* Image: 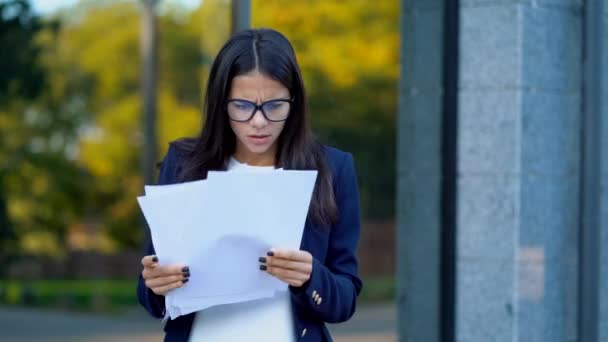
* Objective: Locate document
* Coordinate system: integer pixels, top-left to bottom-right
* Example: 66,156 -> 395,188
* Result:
137,170 -> 317,320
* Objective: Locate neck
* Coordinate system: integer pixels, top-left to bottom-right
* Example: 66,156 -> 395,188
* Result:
233,147 -> 276,166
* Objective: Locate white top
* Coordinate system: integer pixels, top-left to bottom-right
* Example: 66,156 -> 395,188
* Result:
226,156 -> 278,172
188,157 -> 294,342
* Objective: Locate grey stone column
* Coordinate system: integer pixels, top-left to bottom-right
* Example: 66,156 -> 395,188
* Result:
397,1 -> 444,341
599,2 -> 608,341
456,1 -> 582,341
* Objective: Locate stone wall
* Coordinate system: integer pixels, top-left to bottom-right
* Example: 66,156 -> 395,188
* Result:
456,2 -> 583,341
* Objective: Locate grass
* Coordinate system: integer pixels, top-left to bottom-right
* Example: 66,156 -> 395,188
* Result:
0,275 -> 395,313
359,276 -> 395,302
0,279 -> 138,313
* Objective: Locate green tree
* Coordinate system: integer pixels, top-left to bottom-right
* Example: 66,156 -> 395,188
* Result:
0,0 -> 45,102
0,0 -> 42,263
37,1 -> 202,250
0,0 -> 89,260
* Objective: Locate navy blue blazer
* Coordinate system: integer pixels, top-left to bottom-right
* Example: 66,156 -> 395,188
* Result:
137,142 -> 363,341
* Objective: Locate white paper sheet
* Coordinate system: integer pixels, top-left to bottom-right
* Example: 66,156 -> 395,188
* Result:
136,170 -> 317,319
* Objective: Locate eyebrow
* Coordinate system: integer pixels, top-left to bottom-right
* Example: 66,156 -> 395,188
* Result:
227,97 -> 291,102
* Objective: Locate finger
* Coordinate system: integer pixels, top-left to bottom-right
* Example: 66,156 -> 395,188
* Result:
266,266 -> 309,282
268,248 -> 312,263
146,274 -> 188,288
277,277 -> 307,287
143,264 -> 189,280
151,279 -> 188,296
265,258 -> 312,273
156,264 -> 189,277
142,267 -> 156,280
141,255 -> 159,267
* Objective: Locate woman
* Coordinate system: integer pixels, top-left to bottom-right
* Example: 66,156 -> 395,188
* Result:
137,28 -> 362,341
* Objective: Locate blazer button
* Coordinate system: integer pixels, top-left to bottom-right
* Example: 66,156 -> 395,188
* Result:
312,290 -> 317,299
301,328 -> 307,337
316,297 -> 322,305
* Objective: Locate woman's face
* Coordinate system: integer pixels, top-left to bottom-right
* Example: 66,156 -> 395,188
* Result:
227,71 -> 290,165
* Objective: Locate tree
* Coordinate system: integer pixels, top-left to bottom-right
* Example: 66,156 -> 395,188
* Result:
0,0 -> 45,103
0,0 -> 89,262
39,1 -> 202,249
0,0 -> 46,264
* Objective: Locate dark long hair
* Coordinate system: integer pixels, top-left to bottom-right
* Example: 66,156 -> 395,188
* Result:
174,28 -> 338,228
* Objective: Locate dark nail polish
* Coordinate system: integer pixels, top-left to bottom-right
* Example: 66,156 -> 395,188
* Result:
258,257 -> 266,263
183,272 -> 190,278
182,278 -> 189,284
259,265 -> 267,271
266,251 -> 274,257
152,256 -> 158,262
182,266 -> 189,273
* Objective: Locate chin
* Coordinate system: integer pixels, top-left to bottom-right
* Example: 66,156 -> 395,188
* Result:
246,144 -> 272,154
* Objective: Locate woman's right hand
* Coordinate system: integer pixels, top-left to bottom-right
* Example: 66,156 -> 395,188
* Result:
141,255 -> 190,296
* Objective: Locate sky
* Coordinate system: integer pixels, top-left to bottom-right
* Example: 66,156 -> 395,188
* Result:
31,0 -> 202,15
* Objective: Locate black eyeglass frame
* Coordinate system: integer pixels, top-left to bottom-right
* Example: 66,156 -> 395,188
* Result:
225,98 -> 293,122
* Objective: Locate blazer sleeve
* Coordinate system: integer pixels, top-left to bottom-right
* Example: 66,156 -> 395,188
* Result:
136,144 -> 179,319
289,152 -> 363,323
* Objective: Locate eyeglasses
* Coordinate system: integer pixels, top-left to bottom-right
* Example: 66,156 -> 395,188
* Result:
226,98 -> 292,122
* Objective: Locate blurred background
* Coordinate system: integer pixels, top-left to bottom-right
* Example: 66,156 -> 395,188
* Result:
0,0 -> 396,340
1,0 -> 607,342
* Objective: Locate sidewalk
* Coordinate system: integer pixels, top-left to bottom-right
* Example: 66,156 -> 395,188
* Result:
0,302 -> 395,341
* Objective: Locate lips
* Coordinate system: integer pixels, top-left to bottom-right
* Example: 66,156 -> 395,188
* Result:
247,134 -> 271,145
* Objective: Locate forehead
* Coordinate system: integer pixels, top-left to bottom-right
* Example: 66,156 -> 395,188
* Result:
228,71 -> 289,99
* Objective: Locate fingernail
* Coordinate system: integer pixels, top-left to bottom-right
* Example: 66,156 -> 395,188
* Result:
152,256 -> 158,262
266,251 -> 274,257
182,278 -> 189,284
259,265 -> 267,271
182,266 -> 190,273
258,257 -> 266,263
183,272 -> 190,278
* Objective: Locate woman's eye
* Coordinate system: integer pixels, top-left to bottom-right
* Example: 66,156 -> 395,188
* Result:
234,102 -> 251,110
265,102 -> 282,110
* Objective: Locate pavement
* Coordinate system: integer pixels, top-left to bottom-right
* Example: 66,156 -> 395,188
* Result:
0,302 -> 395,342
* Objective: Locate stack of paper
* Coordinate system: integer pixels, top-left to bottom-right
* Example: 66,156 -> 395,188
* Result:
137,169 -> 317,320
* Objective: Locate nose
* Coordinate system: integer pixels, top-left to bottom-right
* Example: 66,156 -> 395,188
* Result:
250,108 -> 268,128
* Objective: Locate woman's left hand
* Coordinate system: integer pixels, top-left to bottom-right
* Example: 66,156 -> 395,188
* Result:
260,248 -> 313,287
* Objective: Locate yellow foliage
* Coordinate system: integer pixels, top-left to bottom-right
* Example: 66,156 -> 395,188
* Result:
7,197 -> 31,223
252,0 -> 399,88
189,0 -> 231,58
63,2 -> 141,101
158,89 -> 201,151
78,95 -> 141,180
21,231 -> 63,256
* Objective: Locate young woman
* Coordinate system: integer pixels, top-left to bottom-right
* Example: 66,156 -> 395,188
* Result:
137,28 -> 362,341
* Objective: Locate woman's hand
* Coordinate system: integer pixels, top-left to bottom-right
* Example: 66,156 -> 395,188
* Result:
141,255 -> 190,296
259,248 -> 313,287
